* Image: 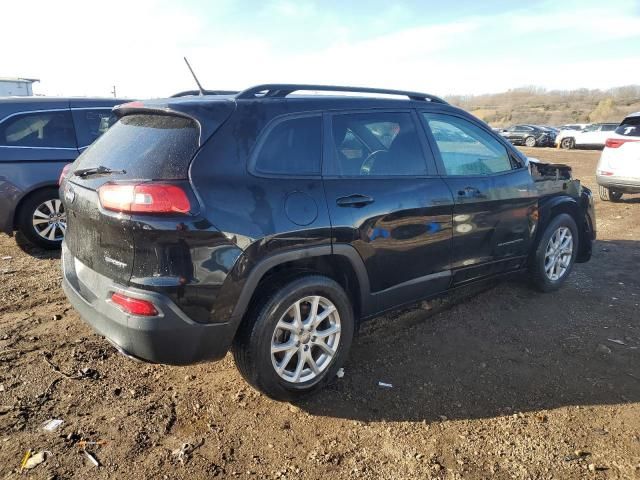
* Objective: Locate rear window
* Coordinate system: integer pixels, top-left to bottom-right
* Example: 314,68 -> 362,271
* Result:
74,114 -> 199,179
615,117 -> 640,137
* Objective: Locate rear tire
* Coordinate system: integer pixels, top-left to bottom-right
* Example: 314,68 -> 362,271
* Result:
529,213 -> 578,292
560,137 -> 574,149
232,275 -> 354,401
599,186 -> 623,202
524,136 -> 537,147
15,188 -> 66,250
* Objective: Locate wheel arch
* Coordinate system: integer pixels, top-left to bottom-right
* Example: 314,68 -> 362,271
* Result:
229,245 -> 370,336
535,196 -> 590,262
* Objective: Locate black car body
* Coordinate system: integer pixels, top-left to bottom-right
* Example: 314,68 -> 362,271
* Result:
501,124 -> 556,147
0,97 -> 126,248
60,85 -> 595,399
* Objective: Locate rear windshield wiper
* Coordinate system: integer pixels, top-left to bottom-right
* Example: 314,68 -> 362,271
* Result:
73,165 -> 126,178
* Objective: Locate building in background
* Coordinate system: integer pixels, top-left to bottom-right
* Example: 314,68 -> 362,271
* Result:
0,77 -> 39,96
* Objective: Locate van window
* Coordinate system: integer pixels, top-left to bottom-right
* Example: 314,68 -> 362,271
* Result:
0,110 -> 76,148
254,116 -> 321,175
73,109 -> 116,147
329,112 -> 427,176
424,113 -> 513,176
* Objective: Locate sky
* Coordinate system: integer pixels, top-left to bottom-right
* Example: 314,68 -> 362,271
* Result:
2,0 -> 640,99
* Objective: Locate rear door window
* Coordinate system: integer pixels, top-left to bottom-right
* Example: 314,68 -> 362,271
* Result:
253,115 -> 321,175
74,114 -> 199,179
328,112 -> 427,176
0,110 -> 76,148
72,109 -> 117,148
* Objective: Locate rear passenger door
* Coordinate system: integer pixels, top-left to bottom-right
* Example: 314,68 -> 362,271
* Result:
323,110 -> 454,314
421,112 -> 537,284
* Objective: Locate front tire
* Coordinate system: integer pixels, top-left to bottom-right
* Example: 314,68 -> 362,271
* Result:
524,136 -> 537,147
232,275 -> 355,400
15,188 -> 66,250
529,213 -> 578,292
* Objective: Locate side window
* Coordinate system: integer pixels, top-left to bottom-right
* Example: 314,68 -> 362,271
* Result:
254,116 -> 321,175
423,113 -> 514,176
601,124 -> 616,132
0,110 -> 75,148
329,112 -> 427,176
73,109 -> 116,147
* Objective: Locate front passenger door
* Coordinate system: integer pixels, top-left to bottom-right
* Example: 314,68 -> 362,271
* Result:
421,112 -> 537,284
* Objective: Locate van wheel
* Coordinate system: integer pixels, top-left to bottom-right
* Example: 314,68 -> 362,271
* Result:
524,136 -> 537,147
529,213 -> 578,292
16,188 -> 66,250
232,275 -> 354,400
560,137 -> 574,149
599,186 -> 623,202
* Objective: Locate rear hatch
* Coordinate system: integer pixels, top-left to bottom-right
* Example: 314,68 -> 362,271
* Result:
604,116 -> 640,177
63,99 -> 235,284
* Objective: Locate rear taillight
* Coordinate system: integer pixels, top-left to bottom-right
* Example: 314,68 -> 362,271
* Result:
605,138 -> 640,148
98,183 -> 191,214
111,292 -> 158,316
59,164 -> 72,185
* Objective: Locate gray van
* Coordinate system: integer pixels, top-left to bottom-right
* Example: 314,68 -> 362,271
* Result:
0,97 -> 125,248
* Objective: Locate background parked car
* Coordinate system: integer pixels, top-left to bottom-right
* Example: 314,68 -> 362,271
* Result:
0,97 -> 125,249
596,112 -> 640,201
500,124 -> 555,147
558,123 -> 587,132
557,122 -> 618,149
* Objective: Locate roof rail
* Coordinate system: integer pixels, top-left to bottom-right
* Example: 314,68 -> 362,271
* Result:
235,84 -> 447,104
171,89 -> 238,98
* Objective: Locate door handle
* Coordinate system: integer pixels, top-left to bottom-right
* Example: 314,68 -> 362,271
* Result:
336,194 -> 374,208
457,187 -> 483,198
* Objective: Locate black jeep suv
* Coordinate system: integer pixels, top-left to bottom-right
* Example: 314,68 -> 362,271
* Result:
60,84 -> 595,399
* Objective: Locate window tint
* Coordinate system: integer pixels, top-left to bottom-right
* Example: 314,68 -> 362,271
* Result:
254,116 -> 321,175
424,113 -> 514,176
73,109 -> 116,147
329,112 -> 426,176
601,124 -> 617,131
0,110 -> 76,148
74,114 -> 199,179
615,117 -> 640,137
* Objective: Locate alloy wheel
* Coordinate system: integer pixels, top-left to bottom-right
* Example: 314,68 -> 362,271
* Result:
544,226 -> 573,281
32,199 -> 66,242
270,295 -> 341,383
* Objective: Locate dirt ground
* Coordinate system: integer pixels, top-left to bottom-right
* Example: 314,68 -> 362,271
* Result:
0,148 -> 639,479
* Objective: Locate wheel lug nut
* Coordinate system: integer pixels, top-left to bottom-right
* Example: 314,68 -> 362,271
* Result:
304,345 -> 309,351
311,336 -> 316,342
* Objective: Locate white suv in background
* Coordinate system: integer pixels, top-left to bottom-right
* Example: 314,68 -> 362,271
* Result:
596,113 -> 640,201
558,123 -> 618,149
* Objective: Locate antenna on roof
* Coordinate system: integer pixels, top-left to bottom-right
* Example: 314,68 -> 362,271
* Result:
183,57 -> 205,96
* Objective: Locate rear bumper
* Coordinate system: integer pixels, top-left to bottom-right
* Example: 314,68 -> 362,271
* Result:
61,242 -> 234,365
596,174 -> 640,193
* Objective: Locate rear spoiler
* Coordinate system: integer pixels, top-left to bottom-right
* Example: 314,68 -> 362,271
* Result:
113,99 -> 236,147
